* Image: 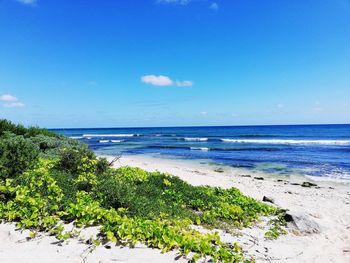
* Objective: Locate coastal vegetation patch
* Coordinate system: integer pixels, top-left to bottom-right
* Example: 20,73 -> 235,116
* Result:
0,119 -> 286,262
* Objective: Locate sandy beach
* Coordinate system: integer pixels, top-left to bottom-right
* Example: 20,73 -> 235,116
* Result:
2,0 -> 350,261
1,154 -> 350,262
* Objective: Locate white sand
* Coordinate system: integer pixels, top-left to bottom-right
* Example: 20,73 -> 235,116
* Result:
0,223 -> 185,263
1,154 -> 350,262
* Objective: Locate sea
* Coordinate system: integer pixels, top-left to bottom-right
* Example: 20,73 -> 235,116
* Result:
53,124 -> 350,181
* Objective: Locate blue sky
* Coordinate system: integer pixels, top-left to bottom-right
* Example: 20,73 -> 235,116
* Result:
0,0 -> 349,128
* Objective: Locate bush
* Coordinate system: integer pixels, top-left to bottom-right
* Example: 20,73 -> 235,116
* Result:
0,119 -> 58,138
96,169 -> 138,210
95,167 -> 277,227
0,133 -> 39,179
29,134 -> 61,153
29,134 -> 84,158
26,126 -> 61,138
57,146 -> 95,174
1,159 -> 63,229
0,119 -> 26,137
95,157 -> 110,175
50,169 -> 78,206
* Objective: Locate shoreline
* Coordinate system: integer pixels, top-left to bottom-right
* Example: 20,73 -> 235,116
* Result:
102,153 -> 350,190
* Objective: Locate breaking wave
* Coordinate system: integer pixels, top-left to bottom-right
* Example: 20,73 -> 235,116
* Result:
84,134 -> 136,137
221,139 -> 350,145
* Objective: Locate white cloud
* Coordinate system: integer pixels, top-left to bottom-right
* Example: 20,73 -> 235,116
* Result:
141,75 -> 194,87
157,0 -> 191,5
277,103 -> 284,108
200,111 -> 207,116
176,80 -> 193,87
1,94 -> 25,108
210,2 -> 219,10
16,0 -> 37,5
158,0 -> 218,10
3,102 -> 25,108
141,75 -> 174,86
0,94 -> 18,102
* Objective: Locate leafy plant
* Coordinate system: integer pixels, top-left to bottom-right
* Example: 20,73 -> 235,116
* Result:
0,119 -> 59,138
57,146 -> 95,174
0,159 -> 62,229
0,133 -> 39,179
265,212 -> 288,240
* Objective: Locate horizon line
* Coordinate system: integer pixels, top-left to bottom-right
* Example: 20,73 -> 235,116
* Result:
49,122 -> 350,130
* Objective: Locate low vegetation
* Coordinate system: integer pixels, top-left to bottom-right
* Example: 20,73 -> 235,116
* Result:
0,119 -> 285,262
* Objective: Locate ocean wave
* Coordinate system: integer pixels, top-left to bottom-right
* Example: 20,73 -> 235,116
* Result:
190,147 -> 210,151
69,136 -> 83,139
147,145 -> 278,152
99,139 -> 124,143
183,137 -> 208,141
305,174 -> 350,182
218,147 -> 280,152
157,134 -> 177,137
221,139 -> 350,145
148,145 -> 189,150
144,134 -> 178,138
83,134 -> 135,138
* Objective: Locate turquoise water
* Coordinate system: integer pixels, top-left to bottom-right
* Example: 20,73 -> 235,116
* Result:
54,124 -> 350,181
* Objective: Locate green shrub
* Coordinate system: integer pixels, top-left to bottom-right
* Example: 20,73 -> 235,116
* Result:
0,119 -> 26,137
95,157 -> 110,175
50,169 -> 78,206
29,134 -> 84,158
95,166 -> 277,229
29,134 -> 61,153
96,169 -> 139,210
0,159 -> 63,229
26,126 -> 60,138
57,146 -> 95,174
0,119 -> 58,138
0,133 -> 39,179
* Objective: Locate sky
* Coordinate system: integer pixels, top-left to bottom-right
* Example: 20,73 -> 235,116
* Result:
0,0 -> 349,128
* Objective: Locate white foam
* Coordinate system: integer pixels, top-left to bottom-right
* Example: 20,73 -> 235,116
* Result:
83,134 -> 135,137
305,174 -> 350,183
69,136 -> 83,139
221,139 -> 350,145
99,140 -> 110,143
111,140 -> 124,143
190,147 -> 210,151
184,137 -> 208,141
